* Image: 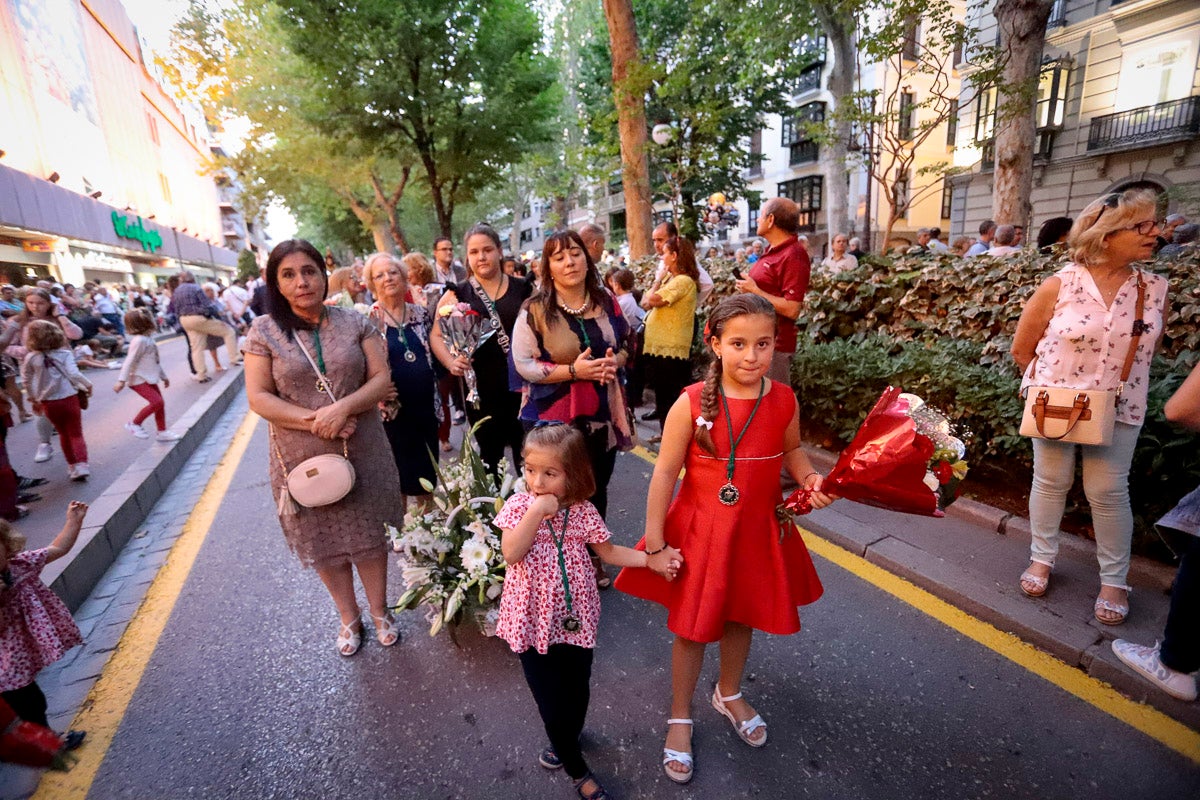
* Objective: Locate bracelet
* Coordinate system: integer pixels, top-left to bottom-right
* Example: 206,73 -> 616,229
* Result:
645,544 -> 668,556
568,363 -> 577,379
802,471 -> 819,487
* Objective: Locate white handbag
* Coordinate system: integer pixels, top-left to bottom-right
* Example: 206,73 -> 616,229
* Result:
1020,273 -> 1146,447
273,334 -> 356,513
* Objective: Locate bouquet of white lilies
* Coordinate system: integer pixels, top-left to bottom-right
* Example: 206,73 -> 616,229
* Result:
388,422 -> 513,636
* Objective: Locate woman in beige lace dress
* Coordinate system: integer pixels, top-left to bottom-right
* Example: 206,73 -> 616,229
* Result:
243,239 -> 402,656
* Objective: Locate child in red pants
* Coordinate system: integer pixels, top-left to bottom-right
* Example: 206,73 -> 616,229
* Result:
114,309 -> 181,443
21,321 -> 93,481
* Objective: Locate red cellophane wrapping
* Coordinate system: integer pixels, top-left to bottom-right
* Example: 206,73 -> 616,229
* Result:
0,698 -> 68,770
784,386 -> 942,518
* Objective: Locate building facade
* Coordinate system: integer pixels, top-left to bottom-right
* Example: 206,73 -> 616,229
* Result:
950,0 -> 1200,240
0,0 -> 240,287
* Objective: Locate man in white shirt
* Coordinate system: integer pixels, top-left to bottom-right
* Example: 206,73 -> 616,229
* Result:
432,237 -> 468,284
928,227 -> 949,253
821,233 -> 858,274
988,224 -> 1022,256
222,279 -> 251,324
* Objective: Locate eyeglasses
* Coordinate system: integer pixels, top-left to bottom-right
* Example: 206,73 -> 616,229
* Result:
1125,220 -> 1160,236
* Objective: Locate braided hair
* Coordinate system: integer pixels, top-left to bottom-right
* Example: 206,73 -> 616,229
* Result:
693,293 -> 777,456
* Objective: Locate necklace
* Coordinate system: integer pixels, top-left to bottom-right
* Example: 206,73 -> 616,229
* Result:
556,292 -> 590,317
377,303 -> 417,363
717,378 -> 766,506
546,508 -> 581,632
310,310 -> 331,393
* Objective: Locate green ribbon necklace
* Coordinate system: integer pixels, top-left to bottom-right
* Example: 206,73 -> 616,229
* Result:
717,377 -> 766,506
310,311 -> 330,394
546,508 -> 581,632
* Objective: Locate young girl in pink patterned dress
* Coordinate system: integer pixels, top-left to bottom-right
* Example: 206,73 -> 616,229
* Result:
493,424 -> 675,800
1,501 -> 88,746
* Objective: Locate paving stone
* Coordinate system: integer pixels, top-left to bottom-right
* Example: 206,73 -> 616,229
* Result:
802,505 -> 888,556
55,651 -> 112,686
82,619 -> 132,654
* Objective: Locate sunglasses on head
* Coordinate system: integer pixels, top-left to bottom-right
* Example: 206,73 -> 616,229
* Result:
1092,193 -> 1159,236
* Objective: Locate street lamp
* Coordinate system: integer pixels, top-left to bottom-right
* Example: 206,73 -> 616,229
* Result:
651,123 -> 673,146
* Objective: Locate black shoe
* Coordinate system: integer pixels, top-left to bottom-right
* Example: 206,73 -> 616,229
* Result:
17,492 -> 40,504
453,411 -> 467,425
538,747 -> 562,770
61,730 -> 86,751
639,411 -> 658,422
17,476 -> 48,490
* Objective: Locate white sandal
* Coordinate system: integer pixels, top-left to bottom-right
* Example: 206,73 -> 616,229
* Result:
336,618 -> 363,656
712,687 -> 767,747
371,611 -> 400,647
1095,586 -> 1131,626
662,718 -> 694,784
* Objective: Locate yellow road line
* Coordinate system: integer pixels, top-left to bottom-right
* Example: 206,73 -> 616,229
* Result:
630,446 -> 1200,765
35,412 -> 260,800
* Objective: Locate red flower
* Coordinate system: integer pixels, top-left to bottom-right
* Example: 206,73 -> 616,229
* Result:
934,460 -> 953,485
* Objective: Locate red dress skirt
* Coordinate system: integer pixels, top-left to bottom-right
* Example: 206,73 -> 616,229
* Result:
615,381 -> 823,643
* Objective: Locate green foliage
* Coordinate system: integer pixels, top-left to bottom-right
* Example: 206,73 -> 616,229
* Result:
580,0 -> 817,227
235,249 -> 259,282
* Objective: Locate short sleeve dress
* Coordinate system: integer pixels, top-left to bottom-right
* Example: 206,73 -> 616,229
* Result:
0,548 -> 82,692
614,381 -> 824,643
242,309 -> 402,569
493,492 -> 611,654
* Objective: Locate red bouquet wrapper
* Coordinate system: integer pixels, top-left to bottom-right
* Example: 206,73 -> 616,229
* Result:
785,386 -> 943,518
0,698 -> 69,770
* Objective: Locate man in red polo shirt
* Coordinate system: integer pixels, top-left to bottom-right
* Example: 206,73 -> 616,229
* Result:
735,197 -> 810,382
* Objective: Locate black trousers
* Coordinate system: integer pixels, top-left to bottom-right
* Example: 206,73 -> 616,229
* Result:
1162,536 -> 1200,674
3,680 -> 49,728
518,644 -> 594,780
645,354 -> 693,427
582,427 -> 617,520
467,389 -> 526,478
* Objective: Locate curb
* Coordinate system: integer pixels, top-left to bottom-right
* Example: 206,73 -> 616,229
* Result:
42,369 -> 246,612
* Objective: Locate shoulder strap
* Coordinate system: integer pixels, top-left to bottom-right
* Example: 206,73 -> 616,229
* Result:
294,332 -> 338,403
1117,272 -> 1147,390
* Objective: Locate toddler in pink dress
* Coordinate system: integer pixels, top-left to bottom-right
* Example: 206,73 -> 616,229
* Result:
1,501 -> 88,748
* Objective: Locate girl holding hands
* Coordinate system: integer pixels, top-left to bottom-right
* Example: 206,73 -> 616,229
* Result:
493,423 -> 678,800
614,294 -> 834,784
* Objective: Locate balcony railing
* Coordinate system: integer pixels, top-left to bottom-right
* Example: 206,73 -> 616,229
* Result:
789,140 -> 819,166
1087,96 -> 1200,152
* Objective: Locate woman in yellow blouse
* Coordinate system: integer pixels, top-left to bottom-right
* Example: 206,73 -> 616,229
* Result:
641,237 -> 699,439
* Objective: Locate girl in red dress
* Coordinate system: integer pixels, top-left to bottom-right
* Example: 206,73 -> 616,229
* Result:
494,424 -> 672,800
614,294 -> 835,784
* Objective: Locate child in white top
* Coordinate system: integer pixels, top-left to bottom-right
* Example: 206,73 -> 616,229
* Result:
493,423 -> 674,800
21,321 -> 93,481
114,309 -> 180,442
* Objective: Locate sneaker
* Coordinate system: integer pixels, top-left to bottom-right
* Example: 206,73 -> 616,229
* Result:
34,443 -> 53,463
453,411 -> 467,426
125,422 -> 150,439
70,463 -> 89,482
17,476 -> 48,490
1112,639 -> 1198,701
106,362 -> 121,370
155,431 -> 182,442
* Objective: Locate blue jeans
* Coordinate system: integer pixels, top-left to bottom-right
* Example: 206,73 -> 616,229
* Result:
102,312 -> 124,336
1028,421 -> 1140,587
1161,536 -> 1200,673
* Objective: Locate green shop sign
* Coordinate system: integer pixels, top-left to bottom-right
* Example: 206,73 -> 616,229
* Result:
111,211 -> 163,253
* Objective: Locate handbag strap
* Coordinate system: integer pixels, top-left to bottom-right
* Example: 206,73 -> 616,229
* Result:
269,424 -> 349,474
1032,390 -> 1090,440
294,330 -> 339,404
1116,272 -> 1146,394
42,354 -> 81,400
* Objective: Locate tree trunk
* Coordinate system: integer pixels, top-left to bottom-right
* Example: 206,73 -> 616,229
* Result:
370,168 -> 411,254
338,190 -> 395,254
992,0 -> 1053,228
814,4 -> 854,241
602,0 -> 654,258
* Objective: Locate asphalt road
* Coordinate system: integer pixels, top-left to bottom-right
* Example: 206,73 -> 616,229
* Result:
7,336 -> 238,549
76,424 -> 1199,800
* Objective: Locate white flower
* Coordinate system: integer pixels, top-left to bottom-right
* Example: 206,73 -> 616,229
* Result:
460,539 -> 492,576
401,565 -> 433,587
485,581 -> 503,600
922,471 -> 941,493
465,519 -> 488,541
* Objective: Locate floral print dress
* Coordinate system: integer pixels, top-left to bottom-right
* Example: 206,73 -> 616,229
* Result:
0,549 -> 82,692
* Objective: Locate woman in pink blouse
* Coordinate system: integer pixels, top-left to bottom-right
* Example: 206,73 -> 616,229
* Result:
1011,189 -> 1168,625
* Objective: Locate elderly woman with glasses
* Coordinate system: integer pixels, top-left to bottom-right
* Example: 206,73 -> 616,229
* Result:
1010,189 -> 1169,625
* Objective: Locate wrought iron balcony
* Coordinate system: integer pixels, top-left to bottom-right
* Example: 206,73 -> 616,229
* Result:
1087,96 -> 1200,152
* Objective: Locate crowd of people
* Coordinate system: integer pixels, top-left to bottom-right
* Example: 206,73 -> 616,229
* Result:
2,188 -> 1197,798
